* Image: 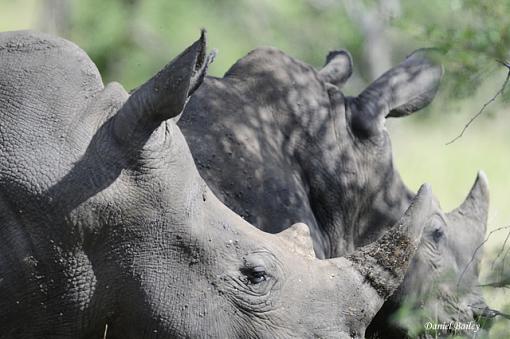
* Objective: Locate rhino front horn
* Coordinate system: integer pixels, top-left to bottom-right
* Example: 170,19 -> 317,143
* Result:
113,30 -> 215,143
328,184 -> 432,327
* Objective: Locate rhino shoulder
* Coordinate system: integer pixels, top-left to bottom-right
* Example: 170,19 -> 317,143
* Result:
0,30 -> 103,96
0,31 -> 104,133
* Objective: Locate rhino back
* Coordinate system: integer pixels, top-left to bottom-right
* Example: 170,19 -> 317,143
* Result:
181,77 -> 315,232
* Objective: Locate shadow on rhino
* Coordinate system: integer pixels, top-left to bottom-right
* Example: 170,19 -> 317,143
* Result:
179,36 -> 505,337
0,30 -> 466,338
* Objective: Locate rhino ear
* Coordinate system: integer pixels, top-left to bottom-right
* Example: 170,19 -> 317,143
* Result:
113,30 -> 214,143
350,49 -> 443,136
318,49 -> 353,88
277,223 -> 316,258
328,184 -> 432,327
450,171 -> 489,232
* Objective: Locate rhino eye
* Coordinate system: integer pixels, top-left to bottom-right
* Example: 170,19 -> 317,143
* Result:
243,267 -> 267,285
432,228 -> 444,243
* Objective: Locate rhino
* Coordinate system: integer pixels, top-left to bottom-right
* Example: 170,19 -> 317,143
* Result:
179,46 -> 497,336
367,173 -> 492,338
0,30 -> 440,338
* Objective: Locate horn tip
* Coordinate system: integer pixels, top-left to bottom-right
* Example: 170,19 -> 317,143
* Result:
403,183 -> 433,235
477,170 -> 489,188
416,182 -> 432,196
474,170 -> 490,203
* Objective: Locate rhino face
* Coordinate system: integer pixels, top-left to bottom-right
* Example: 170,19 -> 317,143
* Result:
111,182 -> 433,339
119,191 -> 437,339
415,173 -> 490,333
367,173 -> 491,337
0,30 -> 435,338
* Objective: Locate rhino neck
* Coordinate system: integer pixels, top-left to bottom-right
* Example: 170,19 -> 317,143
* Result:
355,170 -> 414,249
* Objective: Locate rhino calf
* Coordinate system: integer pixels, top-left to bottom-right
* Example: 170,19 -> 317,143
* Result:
0,30 -> 438,338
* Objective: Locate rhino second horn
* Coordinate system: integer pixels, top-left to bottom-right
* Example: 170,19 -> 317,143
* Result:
113,30 -> 213,143
452,170 -> 490,228
277,222 -> 316,258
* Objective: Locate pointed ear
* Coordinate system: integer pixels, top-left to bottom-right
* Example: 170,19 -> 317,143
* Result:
318,49 -> 353,88
277,223 -> 315,258
350,49 -> 443,136
113,30 -> 215,144
449,171 -> 489,233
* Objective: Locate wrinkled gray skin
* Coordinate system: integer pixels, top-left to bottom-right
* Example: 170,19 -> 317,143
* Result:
179,47 -> 495,336
368,173 -> 492,338
0,30 -> 436,338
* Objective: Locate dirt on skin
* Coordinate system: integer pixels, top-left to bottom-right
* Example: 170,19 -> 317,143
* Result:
347,227 -> 415,298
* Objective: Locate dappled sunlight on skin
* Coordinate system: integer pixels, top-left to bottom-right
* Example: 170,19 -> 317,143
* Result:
180,47 -> 440,259
180,44 -> 498,337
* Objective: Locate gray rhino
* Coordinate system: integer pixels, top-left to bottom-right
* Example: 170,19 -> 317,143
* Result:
367,173 -> 492,338
179,47 -> 496,336
0,30 -> 436,338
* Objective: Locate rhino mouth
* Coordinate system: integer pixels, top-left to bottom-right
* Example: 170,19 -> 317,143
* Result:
188,29 -> 216,97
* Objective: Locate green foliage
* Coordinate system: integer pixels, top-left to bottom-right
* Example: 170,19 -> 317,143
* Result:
395,0 -> 510,102
65,0 -> 364,90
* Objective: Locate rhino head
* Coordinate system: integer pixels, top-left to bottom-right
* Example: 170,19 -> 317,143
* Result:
367,172 -> 495,338
0,30 -> 436,338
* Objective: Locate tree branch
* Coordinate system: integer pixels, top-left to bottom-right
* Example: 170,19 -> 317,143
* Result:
457,225 -> 510,288
446,60 -> 510,145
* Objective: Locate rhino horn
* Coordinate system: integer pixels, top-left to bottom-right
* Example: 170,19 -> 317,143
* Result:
351,48 -> 443,136
318,49 -> 353,87
450,171 -> 489,231
113,30 -> 214,143
329,184 -> 432,325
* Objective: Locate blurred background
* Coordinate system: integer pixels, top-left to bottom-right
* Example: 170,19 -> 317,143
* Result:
1,0 -> 509,336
